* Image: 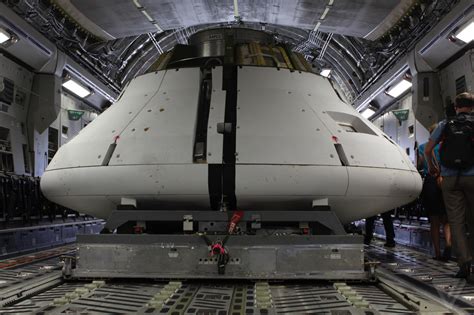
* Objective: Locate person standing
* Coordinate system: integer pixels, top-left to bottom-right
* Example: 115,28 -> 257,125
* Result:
364,210 -> 396,247
418,124 -> 452,261
425,92 -> 474,280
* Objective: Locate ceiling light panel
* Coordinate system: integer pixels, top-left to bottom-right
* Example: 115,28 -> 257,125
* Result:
386,79 -> 412,98
0,28 -> 11,44
320,69 -> 331,77
454,19 -> 474,43
62,78 -> 91,98
361,108 -> 375,119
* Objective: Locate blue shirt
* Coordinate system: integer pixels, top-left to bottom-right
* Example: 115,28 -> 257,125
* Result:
430,119 -> 474,177
418,142 -> 441,175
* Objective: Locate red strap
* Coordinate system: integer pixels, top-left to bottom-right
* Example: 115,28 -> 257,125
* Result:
210,243 -> 226,255
133,225 -> 144,234
228,210 -> 244,234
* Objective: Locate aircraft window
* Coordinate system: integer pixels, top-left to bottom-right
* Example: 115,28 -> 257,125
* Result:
455,75 -> 466,95
48,127 -> 58,163
62,126 -> 69,138
408,125 -> 414,137
0,127 -> 13,172
23,144 -> 30,174
326,111 -> 377,136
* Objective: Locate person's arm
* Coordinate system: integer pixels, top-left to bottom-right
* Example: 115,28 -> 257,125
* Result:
425,122 -> 444,177
424,140 -> 438,176
417,148 -> 425,171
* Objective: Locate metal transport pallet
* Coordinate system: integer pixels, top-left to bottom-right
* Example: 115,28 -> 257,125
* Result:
68,209 -> 368,281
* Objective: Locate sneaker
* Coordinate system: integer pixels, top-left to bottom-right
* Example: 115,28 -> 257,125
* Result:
442,247 -> 452,261
454,262 -> 471,278
384,242 -> 396,248
467,275 -> 474,285
432,256 -> 450,262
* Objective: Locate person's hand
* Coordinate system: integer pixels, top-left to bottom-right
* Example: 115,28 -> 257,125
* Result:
428,165 -> 439,177
436,175 -> 443,187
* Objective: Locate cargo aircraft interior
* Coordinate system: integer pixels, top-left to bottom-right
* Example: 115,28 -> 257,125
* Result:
0,0 -> 473,314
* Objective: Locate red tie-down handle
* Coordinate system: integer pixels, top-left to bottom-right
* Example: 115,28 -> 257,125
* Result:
228,210 -> 244,234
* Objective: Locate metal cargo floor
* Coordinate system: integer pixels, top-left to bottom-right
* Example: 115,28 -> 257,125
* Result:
1,241 -> 474,314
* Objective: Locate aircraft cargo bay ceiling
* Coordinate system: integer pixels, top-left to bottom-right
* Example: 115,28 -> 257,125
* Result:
2,0 -> 458,107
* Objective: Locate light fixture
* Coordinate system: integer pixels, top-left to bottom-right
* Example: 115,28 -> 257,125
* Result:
454,19 -> 474,43
360,107 -> 375,119
62,77 -> 91,98
0,28 -> 11,44
386,78 -> 412,98
320,69 -> 331,78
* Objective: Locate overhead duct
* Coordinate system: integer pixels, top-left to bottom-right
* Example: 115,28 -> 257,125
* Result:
28,74 -> 62,134
410,72 -> 443,129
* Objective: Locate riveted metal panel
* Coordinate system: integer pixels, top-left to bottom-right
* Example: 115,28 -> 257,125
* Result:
41,164 -> 209,218
236,67 -> 339,165
109,68 -> 200,165
73,234 -> 366,280
48,71 -> 165,169
346,167 -> 417,197
235,164 -> 348,199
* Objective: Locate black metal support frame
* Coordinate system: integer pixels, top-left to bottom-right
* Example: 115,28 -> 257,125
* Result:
104,206 -> 346,235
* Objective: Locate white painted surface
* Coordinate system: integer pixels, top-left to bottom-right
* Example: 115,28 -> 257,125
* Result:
109,68 -> 200,165
48,71 -> 165,169
236,80 -> 338,165
41,164 -> 210,218
42,66 -> 422,223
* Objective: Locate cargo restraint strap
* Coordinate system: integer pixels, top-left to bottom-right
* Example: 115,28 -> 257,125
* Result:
200,210 -> 244,275
208,34 -> 238,211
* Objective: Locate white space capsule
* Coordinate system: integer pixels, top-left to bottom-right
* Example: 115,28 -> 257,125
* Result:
41,29 -> 422,224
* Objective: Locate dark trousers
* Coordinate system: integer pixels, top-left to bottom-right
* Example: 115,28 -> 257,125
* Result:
365,211 -> 395,244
